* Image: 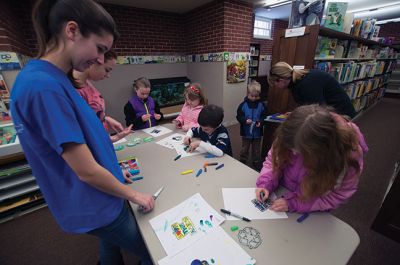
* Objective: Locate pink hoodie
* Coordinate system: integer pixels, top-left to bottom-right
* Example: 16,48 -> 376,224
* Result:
174,102 -> 203,131
256,118 -> 368,213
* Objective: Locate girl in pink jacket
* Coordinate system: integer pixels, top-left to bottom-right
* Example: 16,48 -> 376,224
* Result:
256,104 -> 368,213
173,83 -> 207,131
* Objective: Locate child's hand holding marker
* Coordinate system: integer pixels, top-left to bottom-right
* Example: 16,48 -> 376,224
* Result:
188,139 -> 201,153
183,136 -> 191,145
256,188 -> 269,203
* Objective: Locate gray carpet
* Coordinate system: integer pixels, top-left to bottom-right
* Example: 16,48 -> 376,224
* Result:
0,98 -> 399,265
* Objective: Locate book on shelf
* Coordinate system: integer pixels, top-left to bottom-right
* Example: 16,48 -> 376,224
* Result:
315,36 -> 337,58
351,19 -> 363,38
324,2 -> 348,32
0,73 -> 10,100
360,18 -> 376,40
314,59 -> 394,84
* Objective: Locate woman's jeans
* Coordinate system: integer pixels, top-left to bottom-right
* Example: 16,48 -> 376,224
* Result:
88,203 -> 153,265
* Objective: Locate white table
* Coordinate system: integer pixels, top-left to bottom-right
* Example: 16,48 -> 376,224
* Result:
115,124 -> 359,265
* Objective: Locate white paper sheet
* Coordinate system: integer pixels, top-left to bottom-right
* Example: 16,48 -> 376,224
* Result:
113,137 -> 127,145
222,188 -> 287,220
142,125 -> 172,137
158,226 -> 256,265
149,193 -> 225,257
156,133 -> 186,150
173,140 -> 205,158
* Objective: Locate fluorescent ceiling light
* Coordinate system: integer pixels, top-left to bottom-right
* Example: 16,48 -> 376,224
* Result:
347,2 -> 400,13
376,18 -> 400,25
263,0 -> 291,8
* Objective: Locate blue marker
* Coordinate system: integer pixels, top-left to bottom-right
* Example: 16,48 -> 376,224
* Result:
196,168 -> 203,177
205,154 -> 216,158
297,213 -> 310,223
215,164 -> 224,170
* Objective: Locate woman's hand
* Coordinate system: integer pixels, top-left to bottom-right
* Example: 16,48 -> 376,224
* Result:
132,192 -> 155,213
122,169 -> 133,184
110,125 -> 133,143
270,198 -> 288,212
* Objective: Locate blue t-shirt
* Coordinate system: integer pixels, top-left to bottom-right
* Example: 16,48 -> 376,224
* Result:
10,60 -> 124,233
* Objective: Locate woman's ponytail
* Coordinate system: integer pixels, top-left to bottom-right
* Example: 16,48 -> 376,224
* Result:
32,0 -> 58,58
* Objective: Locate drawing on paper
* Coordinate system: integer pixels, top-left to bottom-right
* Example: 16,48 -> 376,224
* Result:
251,198 -> 272,212
238,227 -> 262,249
172,216 -> 197,240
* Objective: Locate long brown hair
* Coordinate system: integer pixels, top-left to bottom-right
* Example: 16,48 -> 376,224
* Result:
32,0 -> 119,58
268,61 -> 309,86
272,104 -> 361,200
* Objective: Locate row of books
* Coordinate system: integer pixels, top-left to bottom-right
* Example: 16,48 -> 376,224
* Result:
314,60 -> 393,84
343,75 -> 389,100
351,18 -> 378,40
351,89 -> 383,113
315,37 -> 399,59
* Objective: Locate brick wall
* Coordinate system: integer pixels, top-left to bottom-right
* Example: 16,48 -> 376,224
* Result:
251,19 -> 288,56
184,0 -> 225,54
0,0 -> 35,56
1,0 -> 255,56
378,22 -> 400,44
103,4 -> 185,55
222,0 -> 253,52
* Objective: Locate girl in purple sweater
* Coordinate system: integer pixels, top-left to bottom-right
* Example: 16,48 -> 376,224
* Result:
256,104 -> 368,213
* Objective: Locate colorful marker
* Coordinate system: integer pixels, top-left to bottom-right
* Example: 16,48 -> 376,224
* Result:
297,213 -> 310,223
196,169 -> 203,177
181,169 -> 194,175
130,176 -> 143,181
174,154 -> 182,161
215,164 -> 224,170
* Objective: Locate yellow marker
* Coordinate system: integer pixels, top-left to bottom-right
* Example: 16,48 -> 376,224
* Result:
181,169 -> 194,175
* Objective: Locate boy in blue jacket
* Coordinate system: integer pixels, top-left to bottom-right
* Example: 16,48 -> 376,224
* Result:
236,81 -> 267,170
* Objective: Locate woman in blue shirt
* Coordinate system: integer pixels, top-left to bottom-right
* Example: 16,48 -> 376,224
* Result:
11,1 -> 154,264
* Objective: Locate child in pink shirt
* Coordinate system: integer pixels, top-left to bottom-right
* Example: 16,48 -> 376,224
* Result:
74,50 -> 132,142
256,104 -> 368,213
173,83 -> 207,131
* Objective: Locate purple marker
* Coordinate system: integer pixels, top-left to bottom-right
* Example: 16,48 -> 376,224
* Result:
297,213 -> 310,223
215,164 -> 224,170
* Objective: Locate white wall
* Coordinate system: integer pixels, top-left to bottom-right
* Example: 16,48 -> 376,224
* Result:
259,60 -> 271,77
187,62 -> 247,126
5,61 -> 249,127
94,63 -> 187,125
223,62 -> 247,126
187,62 -> 224,107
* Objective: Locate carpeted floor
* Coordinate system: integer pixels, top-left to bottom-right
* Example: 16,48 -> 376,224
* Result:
0,98 -> 399,265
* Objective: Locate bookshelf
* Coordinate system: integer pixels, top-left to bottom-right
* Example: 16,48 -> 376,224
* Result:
262,24 -> 398,158
249,44 -> 260,83
269,24 -> 398,115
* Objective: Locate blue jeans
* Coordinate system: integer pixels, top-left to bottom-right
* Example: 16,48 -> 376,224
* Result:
88,203 -> 153,265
